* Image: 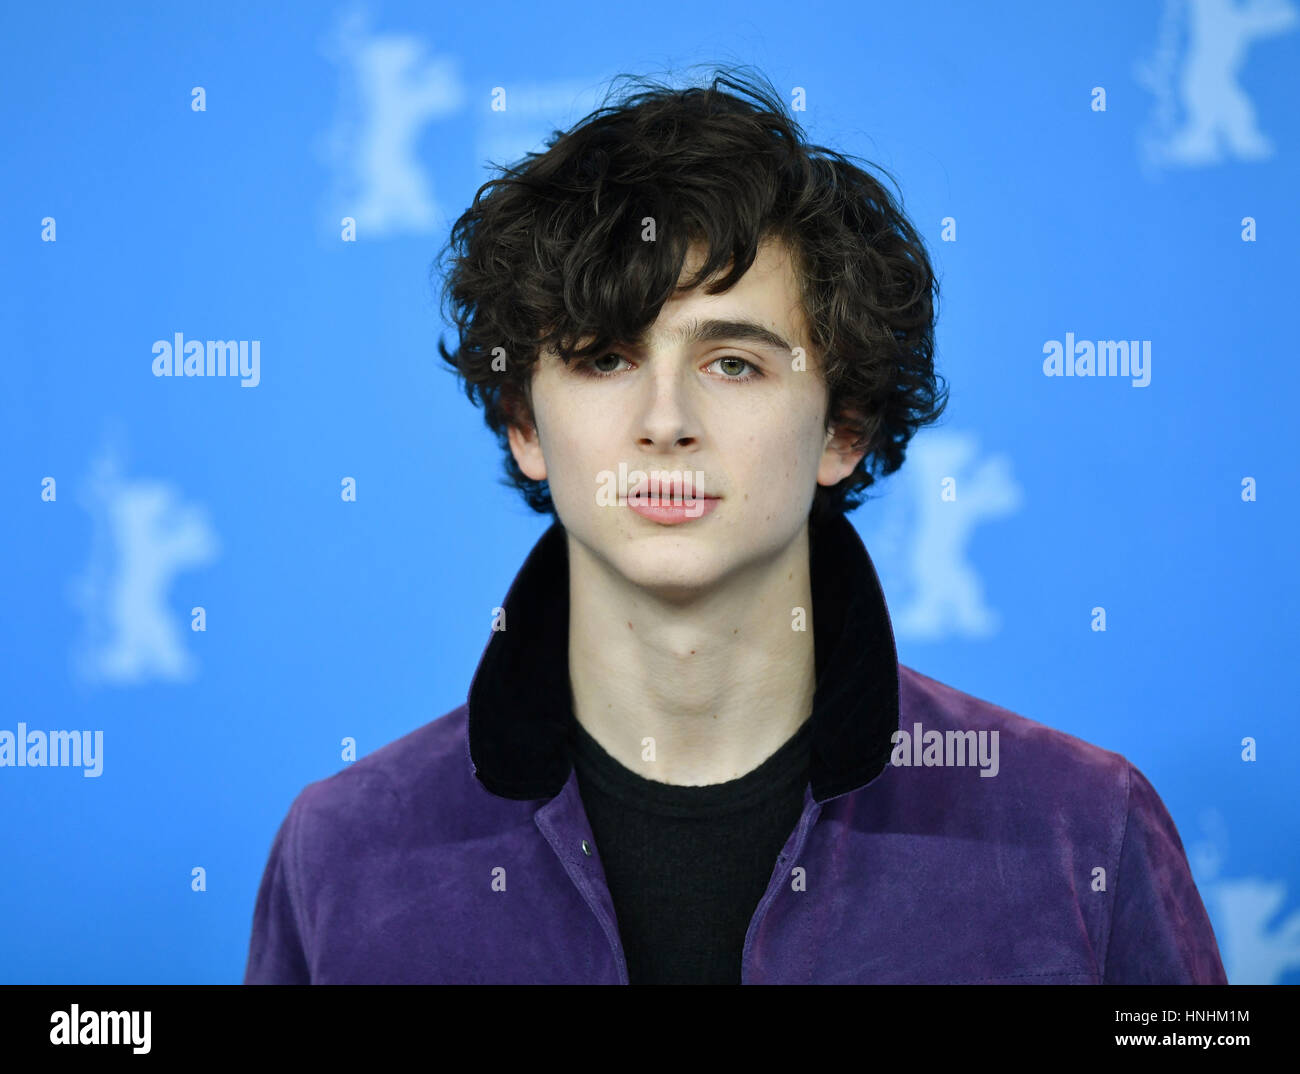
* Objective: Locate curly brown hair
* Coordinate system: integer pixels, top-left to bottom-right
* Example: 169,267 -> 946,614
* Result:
433,65 -> 948,522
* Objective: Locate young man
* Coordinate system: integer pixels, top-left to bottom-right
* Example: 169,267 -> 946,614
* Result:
244,69 -> 1227,985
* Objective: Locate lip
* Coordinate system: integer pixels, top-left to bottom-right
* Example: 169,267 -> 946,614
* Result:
627,496 -> 720,525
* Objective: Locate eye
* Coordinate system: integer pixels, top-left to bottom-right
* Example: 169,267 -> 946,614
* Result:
707,355 -> 762,381
574,353 -> 633,377
573,352 -> 763,381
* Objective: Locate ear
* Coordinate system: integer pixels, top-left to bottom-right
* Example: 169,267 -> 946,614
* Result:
817,412 -> 868,488
505,392 -> 547,483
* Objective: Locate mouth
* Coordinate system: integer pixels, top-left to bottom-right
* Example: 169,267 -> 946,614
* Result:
628,492 -> 720,503
627,478 -> 718,503
626,491 -> 721,524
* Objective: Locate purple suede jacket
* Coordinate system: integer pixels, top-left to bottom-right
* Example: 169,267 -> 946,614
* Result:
244,513 -> 1227,984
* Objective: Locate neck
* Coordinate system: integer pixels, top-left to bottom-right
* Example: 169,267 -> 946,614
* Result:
566,525 -> 817,786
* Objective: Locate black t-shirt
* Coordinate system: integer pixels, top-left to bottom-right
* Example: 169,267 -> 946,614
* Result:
565,710 -> 812,984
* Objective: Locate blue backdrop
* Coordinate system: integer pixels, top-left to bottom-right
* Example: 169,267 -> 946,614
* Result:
2,0 -> 1297,984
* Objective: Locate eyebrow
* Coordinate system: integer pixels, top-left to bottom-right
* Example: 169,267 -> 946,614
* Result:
630,317 -> 799,357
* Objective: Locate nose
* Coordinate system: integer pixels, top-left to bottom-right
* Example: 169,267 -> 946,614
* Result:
635,367 -> 699,452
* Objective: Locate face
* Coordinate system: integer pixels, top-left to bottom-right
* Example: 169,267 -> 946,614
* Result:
507,236 -> 866,598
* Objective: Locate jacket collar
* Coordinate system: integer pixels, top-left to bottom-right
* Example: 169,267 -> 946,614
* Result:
467,511 -> 901,804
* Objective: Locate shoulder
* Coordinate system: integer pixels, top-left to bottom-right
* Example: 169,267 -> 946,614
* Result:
285,704 -> 477,843
888,666 -> 1224,983
897,663 -> 1133,799
891,665 -> 1140,868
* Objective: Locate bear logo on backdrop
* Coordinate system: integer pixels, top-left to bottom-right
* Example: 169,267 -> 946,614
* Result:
858,430 -> 1023,643
70,444 -> 219,686
1136,0 -> 1298,174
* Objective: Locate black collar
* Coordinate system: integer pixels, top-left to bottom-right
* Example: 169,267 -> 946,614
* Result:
467,511 -> 900,803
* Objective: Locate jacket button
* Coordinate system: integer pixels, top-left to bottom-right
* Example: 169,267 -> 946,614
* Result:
581,839 -> 591,856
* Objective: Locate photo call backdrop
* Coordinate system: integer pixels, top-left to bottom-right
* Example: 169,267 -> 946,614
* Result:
2,0 -> 1297,984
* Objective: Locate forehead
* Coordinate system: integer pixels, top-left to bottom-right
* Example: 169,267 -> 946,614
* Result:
655,235 -> 811,346
677,236 -> 803,308
536,235 -> 815,368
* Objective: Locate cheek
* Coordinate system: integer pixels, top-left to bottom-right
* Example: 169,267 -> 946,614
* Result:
532,392 -> 574,460
741,429 -> 816,496
536,408 -> 605,500
774,407 -> 826,468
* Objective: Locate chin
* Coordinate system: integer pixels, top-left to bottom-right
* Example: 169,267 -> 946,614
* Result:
607,539 -> 730,597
